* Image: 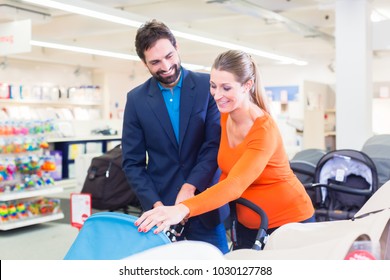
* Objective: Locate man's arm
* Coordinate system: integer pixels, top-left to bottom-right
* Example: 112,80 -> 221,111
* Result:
122,92 -> 161,210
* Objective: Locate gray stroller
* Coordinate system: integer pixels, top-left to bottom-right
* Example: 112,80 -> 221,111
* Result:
361,134 -> 390,188
305,149 -> 379,222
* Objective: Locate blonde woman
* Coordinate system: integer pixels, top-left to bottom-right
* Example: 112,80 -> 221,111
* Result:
135,50 -> 314,250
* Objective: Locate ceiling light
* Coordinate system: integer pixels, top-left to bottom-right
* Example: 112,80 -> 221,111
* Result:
23,0 -> 307,65
30,40 -> 209,71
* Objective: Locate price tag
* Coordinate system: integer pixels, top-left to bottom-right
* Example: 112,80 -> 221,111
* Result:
70,193 -> 92,229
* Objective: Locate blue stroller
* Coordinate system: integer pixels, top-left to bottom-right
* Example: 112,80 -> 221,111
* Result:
64,198 -> 269,260
64,212 -> 171,260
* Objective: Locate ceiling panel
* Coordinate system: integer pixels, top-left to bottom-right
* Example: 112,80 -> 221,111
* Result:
1,0 -> 390,72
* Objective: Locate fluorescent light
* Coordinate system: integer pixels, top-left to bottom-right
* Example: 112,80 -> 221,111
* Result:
23,0 -> 143,27
30,40 -> 209,71
30,40 -> 139,60
371,9 -> 389,23
174,31 -> 307,65
23,0 -> 307,65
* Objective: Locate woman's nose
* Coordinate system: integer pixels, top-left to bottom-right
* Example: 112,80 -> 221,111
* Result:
212,89 -> 222,99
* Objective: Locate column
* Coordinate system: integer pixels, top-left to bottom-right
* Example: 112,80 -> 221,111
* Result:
335,0 -> 373,150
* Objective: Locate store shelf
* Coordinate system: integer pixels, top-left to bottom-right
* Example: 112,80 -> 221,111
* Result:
0,212 -> 64,231
0,186 -> 64,202
324,131 -> 336,137
303,81 -> 336,151
47,135 -> 121,143
0,99 -> 101,106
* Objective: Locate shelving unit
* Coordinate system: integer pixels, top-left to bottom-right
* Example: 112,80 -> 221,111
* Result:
0,99 -> 102,107
1,98 -> 103,121
302,81 -> 336,151
0,121 -> 65,231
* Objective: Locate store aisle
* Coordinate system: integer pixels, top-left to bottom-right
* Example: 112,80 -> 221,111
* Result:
0,185 -> 142,260
0,221 -> 79,260
0,185 -> 79,260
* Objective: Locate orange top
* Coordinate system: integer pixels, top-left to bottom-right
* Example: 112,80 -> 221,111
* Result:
182,112 -> 314,229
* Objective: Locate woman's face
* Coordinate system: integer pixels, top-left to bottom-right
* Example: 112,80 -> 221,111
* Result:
210,69 -> 247,113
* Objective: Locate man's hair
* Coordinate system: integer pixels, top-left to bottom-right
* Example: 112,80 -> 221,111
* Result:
135,19 -> 177,62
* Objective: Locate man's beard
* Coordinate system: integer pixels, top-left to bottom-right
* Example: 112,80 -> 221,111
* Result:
153,63 -> 181,86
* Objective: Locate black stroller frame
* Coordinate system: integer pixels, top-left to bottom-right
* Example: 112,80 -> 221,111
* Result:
229,197 -> 269,251
305,149 -> 379,222
165,197 -> 269,250
290,148 -> 326,206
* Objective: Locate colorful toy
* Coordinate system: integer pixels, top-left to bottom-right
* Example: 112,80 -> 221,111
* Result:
39,141 -> 49,150
16,202 -> 28,218
0,203 -> 8,222
27,202 -> 40,216
41,156 -> 56,172
7,204 -> 18,220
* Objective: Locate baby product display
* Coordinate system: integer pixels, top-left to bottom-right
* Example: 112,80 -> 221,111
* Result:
0,120 -> 63,230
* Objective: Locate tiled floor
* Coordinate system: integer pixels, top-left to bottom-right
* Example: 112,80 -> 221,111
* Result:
0,186 -> 80,260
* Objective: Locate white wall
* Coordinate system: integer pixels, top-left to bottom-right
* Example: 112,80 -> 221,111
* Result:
0,58 -> 93,88
2,57 -> 389,152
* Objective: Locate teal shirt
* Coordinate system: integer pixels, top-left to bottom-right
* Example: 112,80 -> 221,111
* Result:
158,73 -> 183,143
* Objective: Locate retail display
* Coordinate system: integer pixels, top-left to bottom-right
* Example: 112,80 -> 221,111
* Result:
0,120 -> 64,230
0,83 -> 102,121
302,81 -> 336,151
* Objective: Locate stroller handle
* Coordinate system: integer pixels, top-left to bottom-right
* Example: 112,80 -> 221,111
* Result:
234,197 -> 269,250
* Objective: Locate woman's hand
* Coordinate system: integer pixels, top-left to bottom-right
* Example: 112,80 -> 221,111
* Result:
134,204 -> 190,234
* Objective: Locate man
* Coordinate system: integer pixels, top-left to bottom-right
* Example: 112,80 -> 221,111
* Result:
122,19 -> 229,253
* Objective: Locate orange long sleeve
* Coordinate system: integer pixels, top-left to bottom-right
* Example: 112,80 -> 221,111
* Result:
182,113 -> 314,229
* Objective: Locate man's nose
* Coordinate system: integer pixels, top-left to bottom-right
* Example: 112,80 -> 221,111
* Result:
161,59 -> 171,71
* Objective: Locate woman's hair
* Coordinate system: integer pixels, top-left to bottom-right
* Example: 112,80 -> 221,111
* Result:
135,19 -> 177,62
212,50 -> 270,113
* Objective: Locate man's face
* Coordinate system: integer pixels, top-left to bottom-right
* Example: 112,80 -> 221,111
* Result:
143,38 -> 181,87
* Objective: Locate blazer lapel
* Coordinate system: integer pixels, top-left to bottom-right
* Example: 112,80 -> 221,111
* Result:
179,72 -> 195,150
147,80 -> 178,148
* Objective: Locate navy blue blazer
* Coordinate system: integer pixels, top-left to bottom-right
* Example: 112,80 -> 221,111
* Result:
122,68 -> 229,228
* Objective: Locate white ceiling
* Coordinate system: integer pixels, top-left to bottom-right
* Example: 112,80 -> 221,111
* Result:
1,0 -> 390,73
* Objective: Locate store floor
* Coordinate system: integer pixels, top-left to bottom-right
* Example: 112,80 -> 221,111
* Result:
0,184 -> 229,260
0,186 -> 80,260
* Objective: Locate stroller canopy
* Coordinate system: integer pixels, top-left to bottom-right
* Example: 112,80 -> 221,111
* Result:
64,212 -> 171,260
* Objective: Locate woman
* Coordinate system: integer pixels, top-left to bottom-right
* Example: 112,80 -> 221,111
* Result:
135,50 -> 315,250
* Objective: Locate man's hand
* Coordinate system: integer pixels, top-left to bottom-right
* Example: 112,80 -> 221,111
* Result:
153,201 -> 164,208
175,183 -> 196,205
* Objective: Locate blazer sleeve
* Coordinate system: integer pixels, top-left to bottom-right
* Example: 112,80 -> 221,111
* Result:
121,91 -> 161,210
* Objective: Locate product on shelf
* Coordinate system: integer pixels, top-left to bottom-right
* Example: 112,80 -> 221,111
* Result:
0,119 -> 64,230
0,198 -> 62,223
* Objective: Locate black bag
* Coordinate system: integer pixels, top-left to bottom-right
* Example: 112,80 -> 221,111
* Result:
81,144 -> 141,211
